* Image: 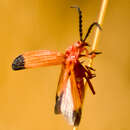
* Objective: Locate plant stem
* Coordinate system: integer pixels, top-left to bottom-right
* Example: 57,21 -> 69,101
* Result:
89,0 -> 108,66
73,127 -> 78,130
73,1 -> 108,130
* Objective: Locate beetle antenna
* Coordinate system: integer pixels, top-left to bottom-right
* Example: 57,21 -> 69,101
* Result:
71,6 -> 83,42
83,22 -> 102,42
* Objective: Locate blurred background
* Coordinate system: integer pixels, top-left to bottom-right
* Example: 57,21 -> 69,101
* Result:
0,0 -> 129,130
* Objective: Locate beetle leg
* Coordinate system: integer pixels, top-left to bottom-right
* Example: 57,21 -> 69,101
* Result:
87,51 -> 102,59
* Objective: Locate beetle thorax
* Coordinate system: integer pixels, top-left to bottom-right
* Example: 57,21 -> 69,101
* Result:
65,41 -> 82,63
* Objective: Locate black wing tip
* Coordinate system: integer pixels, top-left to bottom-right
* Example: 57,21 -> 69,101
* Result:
12,55 -> 25,71
93,91 -> 96,95
73,108 -> 82,126
54,95 -> 62,114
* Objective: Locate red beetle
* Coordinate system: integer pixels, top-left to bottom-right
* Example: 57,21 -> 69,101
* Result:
12,7 -> 101,126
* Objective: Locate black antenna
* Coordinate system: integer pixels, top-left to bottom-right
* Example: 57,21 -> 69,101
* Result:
83,22 -> 102,42
71,6 -> 83,41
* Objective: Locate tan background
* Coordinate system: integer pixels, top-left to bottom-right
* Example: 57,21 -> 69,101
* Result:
0,0 -> 129,130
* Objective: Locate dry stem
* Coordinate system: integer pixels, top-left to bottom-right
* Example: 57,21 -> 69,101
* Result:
73,1 -> 108,130
89,0 -> 108,66
73,127 -> 78,130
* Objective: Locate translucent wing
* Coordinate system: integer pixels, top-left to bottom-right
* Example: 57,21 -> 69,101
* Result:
55,62 -> 86,126
54,63 -> 70,114
69,62 -> 86,126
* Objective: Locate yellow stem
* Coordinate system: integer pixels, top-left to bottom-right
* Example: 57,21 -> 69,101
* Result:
73,127 -> 78,130
73,1 -> 108,130
89,0 -> 108,66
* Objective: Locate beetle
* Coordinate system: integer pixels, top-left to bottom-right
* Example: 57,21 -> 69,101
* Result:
12,6 -> 101,126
